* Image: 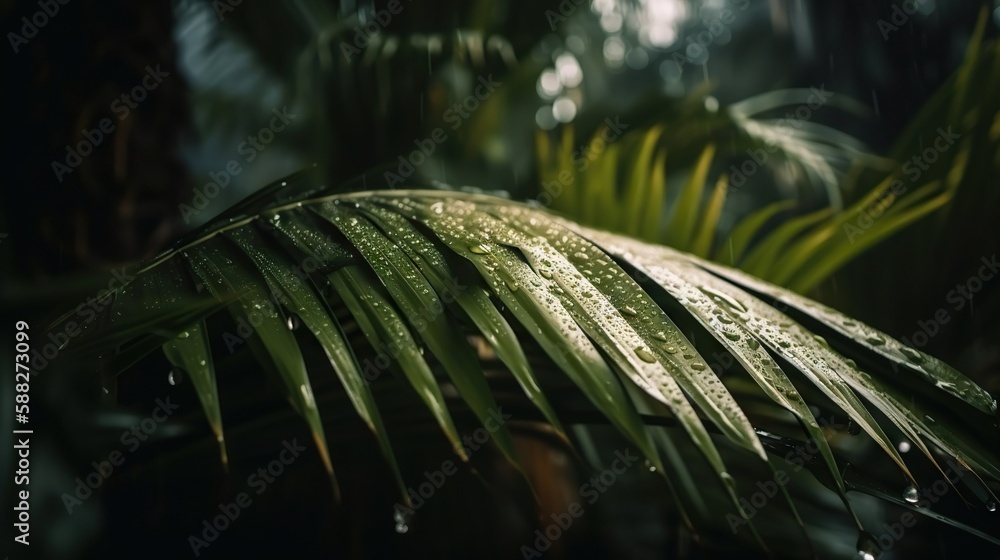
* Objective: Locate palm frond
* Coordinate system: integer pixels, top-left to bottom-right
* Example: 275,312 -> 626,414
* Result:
53,174 -> 1000,554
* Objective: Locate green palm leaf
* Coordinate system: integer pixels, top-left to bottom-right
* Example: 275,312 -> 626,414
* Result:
51,179 -> 1000,554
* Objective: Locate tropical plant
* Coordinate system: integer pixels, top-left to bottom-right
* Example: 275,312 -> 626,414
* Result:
51,167 -> 1000,557
22,2 -> 1000,559
537,13 -> 999,295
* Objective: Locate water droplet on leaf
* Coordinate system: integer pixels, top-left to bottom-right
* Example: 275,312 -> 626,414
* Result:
634,347 -> 657,363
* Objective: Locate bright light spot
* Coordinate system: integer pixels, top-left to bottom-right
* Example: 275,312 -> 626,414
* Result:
556,53 -> 583,88
898,441 -> 911,453
704,95 -> 719,112
638,0 -> 687,47
603,36 -> 625,67
537,69 -> 562,98
592,0 -> 614,15
552,97 -> 577,123
600,12 -> 623,32
535,106 -> 557,130
645,25 -> 677,47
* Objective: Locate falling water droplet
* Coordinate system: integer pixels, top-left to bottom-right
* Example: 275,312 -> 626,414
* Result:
102,387 -> 109,394
287,314 -> 301,331
898,440 -> 911,453
634,347 -> 657,363
987,501 -> 996,512
168,369 -> 183,386
394,507 -> 411,533
903,486 -> 920,503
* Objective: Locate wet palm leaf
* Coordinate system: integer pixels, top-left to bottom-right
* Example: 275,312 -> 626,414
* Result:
51,182 -> 1000,553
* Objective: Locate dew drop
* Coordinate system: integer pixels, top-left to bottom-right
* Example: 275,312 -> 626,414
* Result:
898,440 -> 911,453
177,330 -> 190,339
652,331 -> 668,342
168,369 -> 183,385
865,335 -> 886,346
469,244 -> 489,254
634,347 -> 657,363
690,362 -> 706,371
701,287 -> 747,313
747,338 -> 761,350
723,332 -> 740,342
903,485 -> 920,503
620,306 -> 638,317
539,269 -> 553,279
662,345 -> 678,354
